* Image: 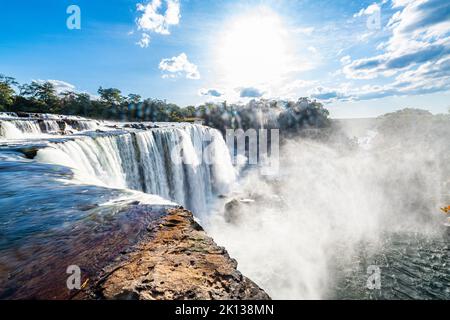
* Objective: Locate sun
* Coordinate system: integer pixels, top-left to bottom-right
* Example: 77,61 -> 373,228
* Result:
215,8 -> 294,91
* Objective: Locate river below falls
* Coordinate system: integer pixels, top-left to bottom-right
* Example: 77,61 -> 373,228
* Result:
331,232 -> 449,299
0,114 -> 449,299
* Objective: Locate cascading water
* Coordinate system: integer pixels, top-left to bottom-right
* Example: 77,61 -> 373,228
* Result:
1,110 -> 448,300
0,113 -> 101,140
0,115 -> 237,299
0,112 -> 18,118
35,124 -> 236,219
205,116 -> 450,300
0,120 -> 43,139
0,120 -> 26,139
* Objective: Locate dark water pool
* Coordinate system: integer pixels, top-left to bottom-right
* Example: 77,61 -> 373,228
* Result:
333,232 -> 449,299
0,151 -> 173,299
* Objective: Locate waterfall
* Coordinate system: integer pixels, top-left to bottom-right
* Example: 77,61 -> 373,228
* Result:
0,114 -> 236,216
0,118 -> 100,139
0,120 -> 27,139
0,120 -> 43,139
35,124 -> 236,218
0,112 -> 18,118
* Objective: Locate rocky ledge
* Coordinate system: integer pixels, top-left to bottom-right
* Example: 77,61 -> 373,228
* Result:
89,208 -> 270,300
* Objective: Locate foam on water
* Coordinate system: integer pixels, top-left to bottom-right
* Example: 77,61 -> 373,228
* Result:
35,124 -> 236,219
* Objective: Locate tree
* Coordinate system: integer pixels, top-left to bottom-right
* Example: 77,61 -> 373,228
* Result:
278,98 -> 330,132
0,85 -> 10,111
95,87 -> 124,119
127,93 -> 141,105
75,93 -> 92,117
125,94 -> 143,120
166,103 -> 183,122
98,87 -> 123,106
0,74 -> 334,132
19,81 -> 60,113
60,91 -> 92,116
0,75 -> 18,111
182,105 -> 196,119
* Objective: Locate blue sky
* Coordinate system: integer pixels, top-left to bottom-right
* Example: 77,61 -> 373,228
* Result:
0,0 -> 449,118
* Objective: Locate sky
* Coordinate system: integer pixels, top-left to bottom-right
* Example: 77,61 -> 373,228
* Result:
0,0 -> 449,118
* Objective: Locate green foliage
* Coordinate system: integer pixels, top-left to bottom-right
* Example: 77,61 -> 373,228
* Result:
19,81 -> 60,113
127,93 -> 142,105
98,87 -> 123,106
60,91 -> 92,116
0,74 -> 331,133
0,77 -> 191,122
0,74 -> 18,110
0,83 -> 15,110
182,106 -> 196,118
278,97 -> 331,131
196,98 -> 331,134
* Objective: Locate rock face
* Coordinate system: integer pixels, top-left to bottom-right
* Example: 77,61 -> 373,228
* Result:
92,208 -> 270,300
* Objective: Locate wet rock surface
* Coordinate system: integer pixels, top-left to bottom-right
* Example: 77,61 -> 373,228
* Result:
0,203 -> 170,300
1,203 -> 269,300
91,208 -> 270,300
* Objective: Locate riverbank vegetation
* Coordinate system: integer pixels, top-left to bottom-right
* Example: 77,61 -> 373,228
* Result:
0,74 -> 331,133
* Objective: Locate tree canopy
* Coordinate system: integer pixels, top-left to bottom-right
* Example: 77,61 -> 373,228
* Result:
0,74 -> 331,133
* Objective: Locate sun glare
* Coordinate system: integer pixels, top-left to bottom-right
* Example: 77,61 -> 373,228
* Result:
216,8 -> 294,90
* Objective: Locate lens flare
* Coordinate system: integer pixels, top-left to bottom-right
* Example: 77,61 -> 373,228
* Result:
215,8 -> 295,89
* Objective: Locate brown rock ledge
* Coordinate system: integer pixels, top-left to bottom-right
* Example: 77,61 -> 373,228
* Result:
90,208 -> 270,300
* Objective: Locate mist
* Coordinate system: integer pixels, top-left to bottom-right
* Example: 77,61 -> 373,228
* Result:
206,109 -> 449,299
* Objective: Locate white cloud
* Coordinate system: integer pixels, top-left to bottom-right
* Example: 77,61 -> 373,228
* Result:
159,53 -> 200,79
340,55 -> 351,65
135,0 -> 180,47
36,79 -> 76,94
278,79 -> 317,98
287,79 -> 317,89
342,0 -> 450,99
309,85 -> 350,101
292,26 -> 315,35
199,88 -> 223,97
313,56 -> 450,102
391,0 -> 415,8
239,87 -> 265,98
137,33 -> 151,48
34,79 -> 96,99
136,0 -> 180,35
354,3 -> 381,18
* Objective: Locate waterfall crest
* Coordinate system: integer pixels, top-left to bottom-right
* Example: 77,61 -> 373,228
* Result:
35,124 -> 236,218
0,113 -> 100,139
1,114 -> 237,217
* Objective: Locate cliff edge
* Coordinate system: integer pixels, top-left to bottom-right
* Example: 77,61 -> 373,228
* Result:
90,208 -> 270,300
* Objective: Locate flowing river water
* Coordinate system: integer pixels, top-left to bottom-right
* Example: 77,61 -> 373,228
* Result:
0,113 -> 448,299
